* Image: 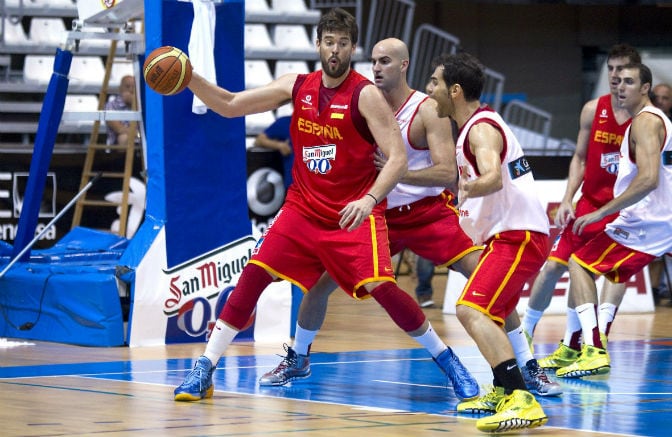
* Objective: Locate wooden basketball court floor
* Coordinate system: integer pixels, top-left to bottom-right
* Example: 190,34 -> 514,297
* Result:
2,275 -> 672,436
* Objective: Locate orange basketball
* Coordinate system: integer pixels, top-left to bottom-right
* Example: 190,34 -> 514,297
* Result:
143,46 -> 192,95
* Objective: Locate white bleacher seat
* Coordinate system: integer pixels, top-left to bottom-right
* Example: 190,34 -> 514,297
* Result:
276,102 -> 294,118
62,94 -> 100,128
64,94 -> 99,111
274,60 -> 310,79
271,0 -> 308,12
23,55 -> 54,85
245,60 -> 274,89
273,24 -> 313,51
244,24 -> 274,50
246,111 -> 276,135
2,17 -> 31,46
29,17 -> 68,46
109,60 -> 136,88
353,61 -> 374,82
70,56 -> 106,87
246,0 -> 271,12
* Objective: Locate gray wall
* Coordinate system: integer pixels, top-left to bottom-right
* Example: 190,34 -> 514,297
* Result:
411,1 -> 672,140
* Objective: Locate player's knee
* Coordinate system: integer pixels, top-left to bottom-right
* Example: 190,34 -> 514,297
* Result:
370,282 -> 425,332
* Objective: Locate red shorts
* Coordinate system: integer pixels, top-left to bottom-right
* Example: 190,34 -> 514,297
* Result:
549,196 -> 619,265
457,230 -> 549,326
387,192 -> 481,267
249,206 -> 395,298
571,232 -> 656,283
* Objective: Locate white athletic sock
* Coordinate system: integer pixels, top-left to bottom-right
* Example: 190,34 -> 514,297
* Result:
293,325 -> 318,356
598,302 -> 617,334
203,319 -> 238,365
562,307 -> 582,347
412,322 -> 446,357
522,307 -> 544,336
508,325 -> 534,368
575,303 -> 598,347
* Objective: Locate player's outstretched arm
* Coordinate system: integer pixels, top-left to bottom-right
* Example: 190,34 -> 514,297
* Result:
188,71 -> 296,118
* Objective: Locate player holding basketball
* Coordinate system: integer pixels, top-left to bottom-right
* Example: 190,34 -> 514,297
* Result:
521,45 -> 641,370
173,8 -> 478,402
260,37 -> 560,398
427,52 -> 550,432
558,62 -> 672,378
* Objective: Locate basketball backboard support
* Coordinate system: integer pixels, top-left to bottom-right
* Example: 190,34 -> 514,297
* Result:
76,0 -> 144,27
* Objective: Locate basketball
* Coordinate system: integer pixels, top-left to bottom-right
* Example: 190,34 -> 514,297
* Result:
143,46 -> 192,95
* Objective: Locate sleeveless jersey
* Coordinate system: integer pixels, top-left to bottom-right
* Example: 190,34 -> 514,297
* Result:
285,70 -> 383,223
583,94 -> 631,207
386,90 -> 444,209
605,106 -> 672,256
456,106 -> 549,245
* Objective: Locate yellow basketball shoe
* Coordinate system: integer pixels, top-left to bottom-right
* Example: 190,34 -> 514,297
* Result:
475,389 -> 548,432
457,385 -> 505,414
600,333 -> 608,350
538,342 -> 580,369
556,344 -> 610,378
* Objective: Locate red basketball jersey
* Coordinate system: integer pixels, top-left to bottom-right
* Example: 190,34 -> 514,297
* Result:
285,70 -> 384,223
583,94 -> 631,207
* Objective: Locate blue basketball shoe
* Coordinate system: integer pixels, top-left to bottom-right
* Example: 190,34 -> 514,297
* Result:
174,356 -> 215,401
434,347 -> 480,400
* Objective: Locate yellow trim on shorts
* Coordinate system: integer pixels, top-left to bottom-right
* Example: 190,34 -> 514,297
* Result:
248,259 -> 309,293
570,241 -> 636,283
457,231 -> 532,321
369,214 -> 379,275
437,245 -> 484,269
349,215 -> 395,300
352,276 -> 396,300
547,255 -> 569,266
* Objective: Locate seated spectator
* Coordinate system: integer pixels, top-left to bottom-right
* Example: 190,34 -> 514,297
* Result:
652,83 -> 672,119
105,75 -> 137,147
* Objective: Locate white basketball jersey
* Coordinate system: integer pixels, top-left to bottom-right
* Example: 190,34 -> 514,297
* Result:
605,106 -> 672,256
385,91 -> 444,209
455,107 -> 549,245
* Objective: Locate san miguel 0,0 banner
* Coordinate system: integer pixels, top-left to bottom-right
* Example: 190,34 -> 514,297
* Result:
128,232 -> 294,346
